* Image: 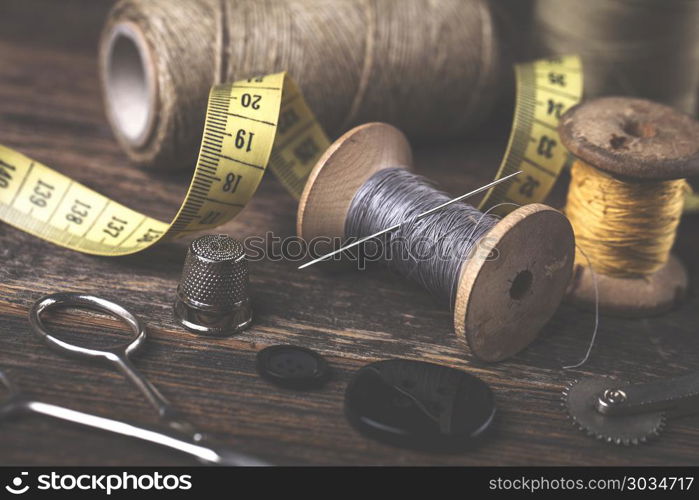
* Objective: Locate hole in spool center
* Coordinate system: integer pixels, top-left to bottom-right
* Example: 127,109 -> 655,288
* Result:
622,120 -> 657,139
106,26 -> 153,146
509,270 -> 533,300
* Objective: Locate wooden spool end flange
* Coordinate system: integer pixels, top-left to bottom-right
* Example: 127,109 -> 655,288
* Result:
298,123 -> 575,362
559,97 -> 699,317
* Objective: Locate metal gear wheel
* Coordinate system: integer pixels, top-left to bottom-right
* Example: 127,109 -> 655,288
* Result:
562,376 -> 666,446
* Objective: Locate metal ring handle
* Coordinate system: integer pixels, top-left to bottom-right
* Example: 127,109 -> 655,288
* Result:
29,293 -> 147,360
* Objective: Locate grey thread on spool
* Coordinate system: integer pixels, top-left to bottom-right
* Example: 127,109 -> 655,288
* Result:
345,168 -> 500,306
345,167 -> 602,368
100,0 -> 501,169
532,0 -> 699,115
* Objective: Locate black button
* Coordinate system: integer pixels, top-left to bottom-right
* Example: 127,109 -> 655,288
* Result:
345,359 -> 495,451
256,345 -> 330,389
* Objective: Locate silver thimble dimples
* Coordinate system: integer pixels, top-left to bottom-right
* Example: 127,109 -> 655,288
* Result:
174,235 -> 252,336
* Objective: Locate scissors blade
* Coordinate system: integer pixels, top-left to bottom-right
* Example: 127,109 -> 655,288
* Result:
23,400 -> 268,465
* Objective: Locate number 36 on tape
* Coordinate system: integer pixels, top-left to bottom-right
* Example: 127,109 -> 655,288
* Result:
0,73 -> 329,256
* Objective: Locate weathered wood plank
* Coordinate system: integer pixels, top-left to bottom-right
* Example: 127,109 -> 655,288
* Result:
1,5 -> 698,466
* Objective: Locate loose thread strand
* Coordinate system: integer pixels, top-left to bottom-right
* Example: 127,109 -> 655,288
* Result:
562,244 -> 600,370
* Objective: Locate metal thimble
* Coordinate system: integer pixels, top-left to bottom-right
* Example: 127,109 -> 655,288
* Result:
174,235 -> 252,336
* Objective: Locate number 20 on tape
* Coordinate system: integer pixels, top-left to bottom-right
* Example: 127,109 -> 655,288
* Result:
0,73 -> 330,256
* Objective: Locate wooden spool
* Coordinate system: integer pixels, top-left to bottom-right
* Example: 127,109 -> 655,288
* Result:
297,123 -> 575,362
560,97 -> 699,317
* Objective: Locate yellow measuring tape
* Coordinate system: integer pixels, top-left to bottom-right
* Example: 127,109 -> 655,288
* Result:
0,73 -> 329,256
480,55 -> 583,213
0,59 -> 583,257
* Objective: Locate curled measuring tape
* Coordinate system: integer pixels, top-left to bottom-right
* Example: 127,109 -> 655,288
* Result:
0,59 -> 583,256
480,55 -> 583,213
0,73 -> 328,256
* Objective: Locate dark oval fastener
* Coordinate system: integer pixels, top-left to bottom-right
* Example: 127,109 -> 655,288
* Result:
344,359 -> 495,452
256,345 -> 331,390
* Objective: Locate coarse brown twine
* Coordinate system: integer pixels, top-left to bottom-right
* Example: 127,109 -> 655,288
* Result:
100,0 -> 501,170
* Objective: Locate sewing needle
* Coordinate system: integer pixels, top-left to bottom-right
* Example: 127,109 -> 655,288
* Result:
298,170 -> 522,269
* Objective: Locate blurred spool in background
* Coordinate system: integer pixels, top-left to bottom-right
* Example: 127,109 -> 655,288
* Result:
531,0 -> 699,115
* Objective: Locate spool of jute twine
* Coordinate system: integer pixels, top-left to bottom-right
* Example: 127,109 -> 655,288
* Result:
100,0 -> 502,170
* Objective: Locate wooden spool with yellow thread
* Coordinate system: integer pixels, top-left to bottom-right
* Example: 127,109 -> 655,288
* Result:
560,97 -> 699,317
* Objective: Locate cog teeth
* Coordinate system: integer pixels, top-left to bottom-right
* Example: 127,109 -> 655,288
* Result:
561,379 -> 577,406
562,375 -> 664,447
646,415 -> 666,441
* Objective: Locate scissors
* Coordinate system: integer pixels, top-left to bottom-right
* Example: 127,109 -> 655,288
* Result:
0,292 -> 268,466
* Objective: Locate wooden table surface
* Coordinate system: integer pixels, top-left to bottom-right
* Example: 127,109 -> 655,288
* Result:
1,1 -> 698,466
